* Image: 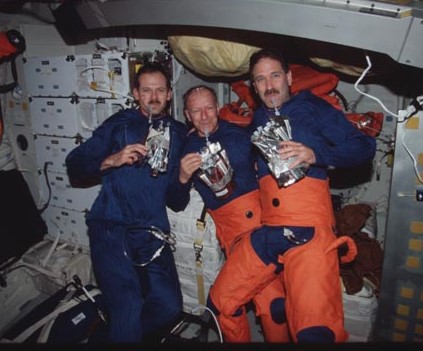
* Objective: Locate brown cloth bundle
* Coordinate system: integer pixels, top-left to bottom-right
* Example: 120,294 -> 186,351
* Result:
335,204 -> 384,296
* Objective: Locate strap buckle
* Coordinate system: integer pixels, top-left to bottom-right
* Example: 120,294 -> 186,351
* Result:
193,243 -> 203,263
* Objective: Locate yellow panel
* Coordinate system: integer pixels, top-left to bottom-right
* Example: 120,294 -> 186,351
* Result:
400,286 -> 415,299
393,332 -> 406,341
417,308 -> 423,319
394,318 -> 408,330
411,222 -> 423,234
416,173 -> 423,185
406,256 -> 420,268
415,324 -> 423,335
135,63 -> 143,73
409,239 -> 423,251
397,304 -> 410,316
418,153 -> 423,166
21,102 -> 28,111
405,116 -> 419,129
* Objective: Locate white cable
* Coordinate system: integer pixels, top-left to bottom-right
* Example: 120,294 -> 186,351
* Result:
401,129 -> 423,184
123,227 -> 175,267
357,123 -> 393,140
160,318 -> 186,343
79,65 -> 109,75
88,85 -> 134,100
124,242 -> 165,267
397,192 -> 415,197
353,55 -> 400,118
79,66 -> 134,100
354,56 -> 423,184
191,305 -> 223,343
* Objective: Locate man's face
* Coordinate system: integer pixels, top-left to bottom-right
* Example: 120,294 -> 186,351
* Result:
133,72 -> 172,116
252,57 -> 292,110
185,89 -> 219,137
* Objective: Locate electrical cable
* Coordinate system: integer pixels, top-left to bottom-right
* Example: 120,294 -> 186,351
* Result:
401,128 -> 423,184
38,162 -> 52,214
79,66 -> 134,100
354,55 -> 423,185
122,226 -> 176,267
354,55 -> 400,118
159,308 -> 222,343
354,55 -> 423,122
333,89 -> 349,111
191,305 -> 223,343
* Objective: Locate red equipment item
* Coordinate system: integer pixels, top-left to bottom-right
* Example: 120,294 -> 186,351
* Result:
0,30 -> 26,58
290,64 -> 341,110
220,65 -> 383,138
219,64 -> 342,127
219,81 -> 257,127
0,29 -> 26,142
345,112 -> 384,137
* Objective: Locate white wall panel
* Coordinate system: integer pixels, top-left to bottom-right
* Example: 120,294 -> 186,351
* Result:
8,123 -> 38,172
41,206 -> 90,250
43,169 -> 100,212
34,135 -> 79,172
29,97 -> 130,138
29,97 -> 88,138
23,53 -> 131,99
23,56 -> 78,97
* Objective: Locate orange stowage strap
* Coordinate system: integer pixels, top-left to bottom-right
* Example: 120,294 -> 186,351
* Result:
231,80 -> 257,109
208,190 -> 261,252
219,80 -> 255,127
259,175 -> 335,227
290,64 -> 342,110
219,102 -> 253,127
325,235 -> 358,264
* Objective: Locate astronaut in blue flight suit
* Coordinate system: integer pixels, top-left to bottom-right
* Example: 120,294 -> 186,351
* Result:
65,63 -> 188,343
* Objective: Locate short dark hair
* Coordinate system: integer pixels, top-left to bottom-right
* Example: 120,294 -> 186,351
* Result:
249,48 -> 290,80
134,62 -> 172,90
183,85 -> 218,111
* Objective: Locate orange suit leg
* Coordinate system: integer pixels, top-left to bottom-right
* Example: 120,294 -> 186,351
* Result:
209,232 -> 278,342
281,226 -> 348,342
252,274 -> 290,342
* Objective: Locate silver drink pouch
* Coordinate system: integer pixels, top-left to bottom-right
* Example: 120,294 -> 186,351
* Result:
145,121 -> 170,176
198,141 -> 235,199
251,116 -> 308,187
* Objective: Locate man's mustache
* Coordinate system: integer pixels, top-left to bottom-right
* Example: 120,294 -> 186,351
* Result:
264,88 -> 280,96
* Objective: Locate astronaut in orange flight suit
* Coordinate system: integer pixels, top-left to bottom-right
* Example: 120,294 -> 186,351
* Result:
207,48 -> 376,342
175,85 -> 287,342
